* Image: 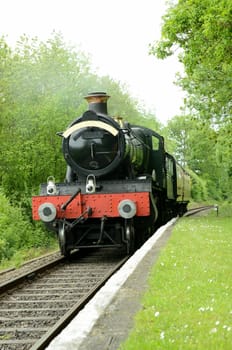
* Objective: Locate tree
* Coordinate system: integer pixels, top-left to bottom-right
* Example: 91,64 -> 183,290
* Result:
0,33 -> 160,207
165,113 -> 231,200
150,0 -> 232,201
164,115 -> 193,166
0,33 -> 92,200
150,0 -> 232,124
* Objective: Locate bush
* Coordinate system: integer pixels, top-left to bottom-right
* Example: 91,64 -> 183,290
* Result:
217,202 -> 232,217
0,191 -> 55,262
187,169 -> 209,201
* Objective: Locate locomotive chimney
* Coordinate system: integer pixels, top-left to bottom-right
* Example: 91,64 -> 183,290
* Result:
84,92 -> 110,115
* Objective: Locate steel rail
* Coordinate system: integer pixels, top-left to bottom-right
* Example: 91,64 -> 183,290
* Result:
0,255 -> 65,294
0,249 -> 128,350
184,205 -> 217,217
30,256 -> 128,350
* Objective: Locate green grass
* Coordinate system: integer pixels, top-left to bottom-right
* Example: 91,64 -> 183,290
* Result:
0,245 -> 58,271
119,216 -> 232,349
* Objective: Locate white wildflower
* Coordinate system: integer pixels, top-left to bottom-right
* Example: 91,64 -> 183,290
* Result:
215,321 -> 220,326
198,306 -> 213,313
199,307 -> 205,312
209,328 -> 217,334
154,311 -> 160,317
160,331 -> 165,339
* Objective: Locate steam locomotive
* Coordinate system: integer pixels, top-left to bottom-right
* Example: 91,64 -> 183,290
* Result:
32,92 -> 191,256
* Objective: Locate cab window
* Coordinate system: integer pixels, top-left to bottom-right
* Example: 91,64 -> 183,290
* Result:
152,136 -> 159,150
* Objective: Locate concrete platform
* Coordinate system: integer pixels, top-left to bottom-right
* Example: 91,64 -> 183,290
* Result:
46,219 -> 176,350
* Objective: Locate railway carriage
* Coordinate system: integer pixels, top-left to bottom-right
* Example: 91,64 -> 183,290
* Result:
32,92 -> 191,256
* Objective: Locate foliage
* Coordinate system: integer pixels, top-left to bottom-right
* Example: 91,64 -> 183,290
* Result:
0,33 -> 158,202
150,0 -> 232,201
164,114 -> 230,200
92,75 -> 161,131
0,33 -> 88,201
150,0 -> 232,123
0,191 -> 55,262
187,168 -> 208,201
217,202 -> 232,217
0,246 -> 58,271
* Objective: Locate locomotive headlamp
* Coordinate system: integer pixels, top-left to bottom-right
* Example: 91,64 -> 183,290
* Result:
38,203 -> 57,222
118,199 -> 137,219
46,176 -> 57,195
86,174 -> 96,194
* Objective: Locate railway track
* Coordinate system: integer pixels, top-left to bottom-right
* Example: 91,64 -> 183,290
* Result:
0,251 -> 62,283
0,205 -> 217,349
0,249 -> 128,350
184,204 -> 217,217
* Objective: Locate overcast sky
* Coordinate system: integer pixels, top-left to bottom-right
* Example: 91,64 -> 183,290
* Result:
0,0 -> 184,124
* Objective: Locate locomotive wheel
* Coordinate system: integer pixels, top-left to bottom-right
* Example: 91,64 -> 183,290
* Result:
125,220 -> 135,255
58,222 -> 70,257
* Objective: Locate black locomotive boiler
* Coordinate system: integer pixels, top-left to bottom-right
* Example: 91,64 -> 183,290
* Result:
32,92 -> 191,256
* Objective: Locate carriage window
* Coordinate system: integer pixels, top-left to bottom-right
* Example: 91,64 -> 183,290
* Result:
152,136 -> 159,150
